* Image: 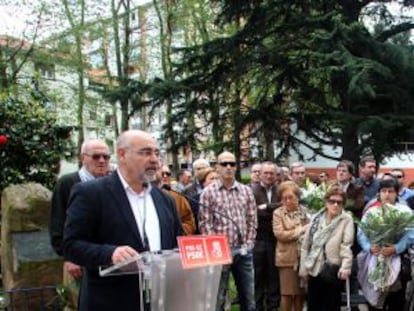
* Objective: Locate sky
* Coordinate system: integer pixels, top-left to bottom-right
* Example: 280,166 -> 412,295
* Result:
0,0 -> 152,39
0,1 -> 412,41
0,5 -> 35,37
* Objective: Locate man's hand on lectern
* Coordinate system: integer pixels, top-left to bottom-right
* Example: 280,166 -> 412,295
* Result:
111,246 -> 139,264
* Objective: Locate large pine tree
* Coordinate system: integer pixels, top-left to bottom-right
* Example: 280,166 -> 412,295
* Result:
156,0 -> 414,165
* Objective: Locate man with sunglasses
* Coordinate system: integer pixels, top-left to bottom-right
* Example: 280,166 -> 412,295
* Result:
49,139 -> 111,311
199,151 -> 257,311
391,168 -> 414,202
158,165 -> 196,235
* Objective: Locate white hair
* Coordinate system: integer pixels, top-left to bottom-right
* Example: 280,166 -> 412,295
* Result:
193,158 -> 210,169
80,139 -> 108,154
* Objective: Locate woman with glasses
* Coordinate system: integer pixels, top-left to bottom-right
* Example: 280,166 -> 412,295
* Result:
273,181 -> 309,311
299,186 -> 354,311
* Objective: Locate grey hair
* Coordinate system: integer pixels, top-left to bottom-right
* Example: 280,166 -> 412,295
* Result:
116,131 -> 130,149
290,162 -> 305,172
261,161 -> 278,172
193,158 -> 210,169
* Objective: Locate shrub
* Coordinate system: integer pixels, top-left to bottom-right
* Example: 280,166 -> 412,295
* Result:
0,93 -> 74,190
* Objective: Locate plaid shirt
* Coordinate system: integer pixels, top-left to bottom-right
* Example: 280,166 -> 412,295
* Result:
199,179 -> 257,248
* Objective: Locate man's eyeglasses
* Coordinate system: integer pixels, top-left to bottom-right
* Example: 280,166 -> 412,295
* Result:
392,174 -> 403,179
327,199 -> 343,206
220,161 -> 237,167
130,148 -> 160,158
162,172 -> 171,177
84,153 -> 110,161
252,170 -> 261,174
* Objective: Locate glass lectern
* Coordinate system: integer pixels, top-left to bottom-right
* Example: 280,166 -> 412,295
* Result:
99,250 -> 222,311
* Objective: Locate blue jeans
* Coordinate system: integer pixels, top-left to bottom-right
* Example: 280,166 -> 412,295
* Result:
216,250 -> 255,311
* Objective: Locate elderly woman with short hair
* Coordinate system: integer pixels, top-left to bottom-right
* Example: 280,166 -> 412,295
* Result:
299,186 -> 354,311
273,181 -> 309,311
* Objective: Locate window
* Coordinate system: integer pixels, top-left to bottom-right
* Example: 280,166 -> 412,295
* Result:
105,114 -> 114,127
34,63 -> 55,80
89,110 -> 97,121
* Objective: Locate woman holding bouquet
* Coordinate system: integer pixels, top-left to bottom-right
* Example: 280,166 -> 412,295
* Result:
273,181 -> 309,311
357,178 -> 414,311
299,186 -> 354,311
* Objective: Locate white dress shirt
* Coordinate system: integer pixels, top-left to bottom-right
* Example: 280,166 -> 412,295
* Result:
117,170 -> 161,251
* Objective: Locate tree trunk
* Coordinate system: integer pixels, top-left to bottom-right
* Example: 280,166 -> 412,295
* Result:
341,119 -> 360,168
233,95 -> 242,181
263,124 -> 275,161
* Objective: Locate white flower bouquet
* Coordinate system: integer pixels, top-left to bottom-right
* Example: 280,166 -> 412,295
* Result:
301,179 -> 328,213
358,203 -> 414,291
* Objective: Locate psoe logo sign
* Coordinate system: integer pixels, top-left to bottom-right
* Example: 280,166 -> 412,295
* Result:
177,235 -> 232,269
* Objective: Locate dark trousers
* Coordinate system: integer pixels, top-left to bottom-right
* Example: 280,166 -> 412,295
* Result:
253,240 -> 280,311
307,275 -> 342,311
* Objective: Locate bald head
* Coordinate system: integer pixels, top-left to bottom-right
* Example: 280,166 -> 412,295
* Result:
81,139 -> 108,153
116,130 -> 160,192
117,130 -> 155,150
217,151 -> 236,184
217,151 -> 235,163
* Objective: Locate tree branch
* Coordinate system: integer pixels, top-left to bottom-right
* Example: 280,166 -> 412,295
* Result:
293,136 -> 341,161
376,22 -> 414,42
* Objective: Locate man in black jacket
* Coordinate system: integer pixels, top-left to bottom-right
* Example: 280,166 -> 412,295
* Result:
63,130 -> 182,311
251,161 -> 280,311
49,139 -> 111,310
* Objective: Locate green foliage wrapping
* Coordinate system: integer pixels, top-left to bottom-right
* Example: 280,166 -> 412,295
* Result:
358,203 -> 414,246
0,94 -> 74,190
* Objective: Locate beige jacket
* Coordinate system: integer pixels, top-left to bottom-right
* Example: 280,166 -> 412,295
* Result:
273,205 -> 309,268
299,211 -> 354,277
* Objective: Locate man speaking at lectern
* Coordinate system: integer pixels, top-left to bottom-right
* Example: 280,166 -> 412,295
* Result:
63,130 -> 182,311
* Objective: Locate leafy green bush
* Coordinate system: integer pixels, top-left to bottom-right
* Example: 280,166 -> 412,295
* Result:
240,176 -> 251,185
0,93 -> 74,190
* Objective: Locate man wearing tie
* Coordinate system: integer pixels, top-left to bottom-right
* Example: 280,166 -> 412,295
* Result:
63,130 -> 182,311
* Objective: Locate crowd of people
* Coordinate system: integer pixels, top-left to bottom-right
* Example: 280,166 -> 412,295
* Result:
49,131 -> 414,311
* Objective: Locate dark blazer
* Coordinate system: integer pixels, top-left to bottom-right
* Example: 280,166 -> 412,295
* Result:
344,181 -> 365,219
63,171 -> 182,311
251,183 -> 279,242
50,171 -> 81,256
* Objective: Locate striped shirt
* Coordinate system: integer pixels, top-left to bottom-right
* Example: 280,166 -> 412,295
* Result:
199,179 -> 257,248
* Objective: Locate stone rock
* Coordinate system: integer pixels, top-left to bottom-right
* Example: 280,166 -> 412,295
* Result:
1,183 -> 51,233
1,183 -> 63,310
